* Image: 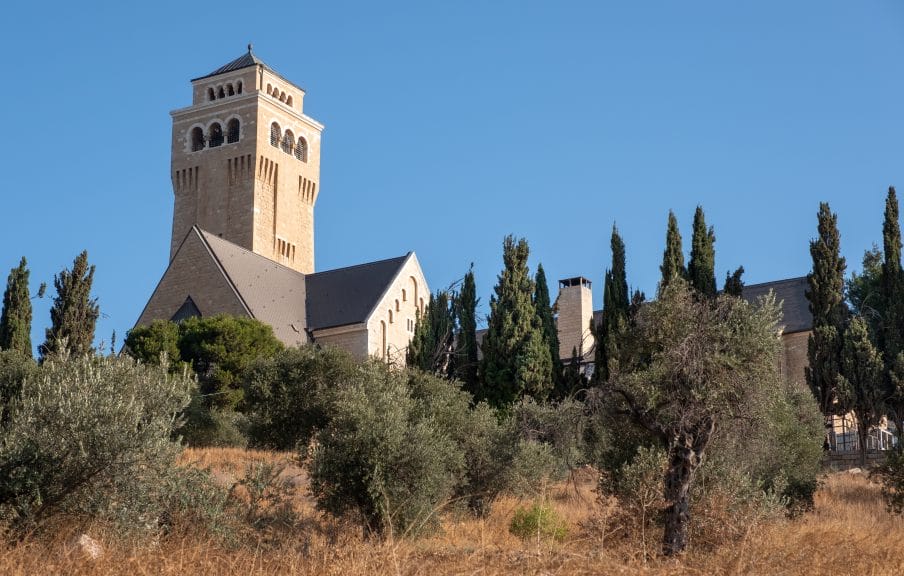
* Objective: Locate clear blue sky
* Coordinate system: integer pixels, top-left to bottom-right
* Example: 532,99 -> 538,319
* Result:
2,1 -> 904,352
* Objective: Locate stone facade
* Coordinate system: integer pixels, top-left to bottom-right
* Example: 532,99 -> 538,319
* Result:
363,256 -> 428,362
137,230 -> 249,325
555,277 -> 595,362
170,49 -> 322,274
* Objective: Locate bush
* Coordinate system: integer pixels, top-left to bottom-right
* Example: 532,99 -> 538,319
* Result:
0,354 -> 195,535
873,448 -> 904,514
0,350 -> 36,425
309,361 -> 463,536
243,345 -> 360,449
509,502 -> 567,542
177,388 -> 250,448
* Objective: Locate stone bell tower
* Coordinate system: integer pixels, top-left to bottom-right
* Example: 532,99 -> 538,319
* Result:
169,45 -> 323,273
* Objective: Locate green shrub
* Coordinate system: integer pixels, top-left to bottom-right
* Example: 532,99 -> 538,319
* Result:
309,361 -> 463,536
243,345 -> 360,449
509,502 -> 567,542
177,388 -> 249,448
0,350 -> 36,425
873,448 -> 904,514
0,354 -> 194,535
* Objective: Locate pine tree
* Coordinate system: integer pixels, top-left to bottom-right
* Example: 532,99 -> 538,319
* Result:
805,203 -> 848,442
454,266 -> 479,398
723,266 -> 745,297
41,250 -> 100,359
839,316 -> 885,467
594,225 -> 630,383
687,206 -> 717,297
0,257 -> 34,357
407,290 -> 455,376
480,236 -> 553,407
659,211 -> 687,294
533,263 -> 562,392
880,187 -> 904,443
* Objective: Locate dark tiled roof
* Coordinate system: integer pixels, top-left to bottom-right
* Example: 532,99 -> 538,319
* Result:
306,254 -> 411,331
587,276 -> 813,334
192,47 -> 269,81
742,276 -> 812,334
197,229 -> 308,344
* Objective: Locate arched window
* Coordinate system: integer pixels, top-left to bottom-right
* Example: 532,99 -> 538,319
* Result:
402,289 -> 407,302
190,127 -> 204,151
236,81 -> 243,94
380,321 -> 387,360
279,91 -> 286,102
226,118 -> 240,144
207,88 -> 215,102
270,122 -> 281,147
395,299 -> 400,311
282,129 -> 295,154
217,86 -> 225,99
227,84 -> 235,96
286,95 -> 293,106
208,123 -> 224,148
296,137 -> 308,162
266,84 -> 272,95
388,309 -> 394,324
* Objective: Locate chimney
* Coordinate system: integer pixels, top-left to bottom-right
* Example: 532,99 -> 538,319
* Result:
555,277 -> 594,362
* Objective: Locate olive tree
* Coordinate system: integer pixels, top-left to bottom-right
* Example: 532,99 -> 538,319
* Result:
604,283 -> 783,555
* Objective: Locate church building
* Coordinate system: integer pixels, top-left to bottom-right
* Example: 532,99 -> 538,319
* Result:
134,47 -> 428,362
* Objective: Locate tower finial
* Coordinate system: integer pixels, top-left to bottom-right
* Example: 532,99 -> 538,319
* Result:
247,43 -> 253,54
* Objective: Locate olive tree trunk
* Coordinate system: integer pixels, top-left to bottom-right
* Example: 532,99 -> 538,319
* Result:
662,418 -> 715,556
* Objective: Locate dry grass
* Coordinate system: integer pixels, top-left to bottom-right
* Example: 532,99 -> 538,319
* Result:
2,449 -> 902,575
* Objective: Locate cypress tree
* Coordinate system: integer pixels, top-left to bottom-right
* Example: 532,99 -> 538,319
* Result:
723,266 -> 745,297
480,235 -> 553,407
594,225 -> 630,383
454,266 -> 479,398
880,187 -> 904,443
839,316 -> 885,467
533,263 -> 562,392
805,203 -> 847,443
688,206 -> 717,297
0,258 -> 34,357
407,290 -> 455,376
659,211 -> 687,294
41,250 -> 100,359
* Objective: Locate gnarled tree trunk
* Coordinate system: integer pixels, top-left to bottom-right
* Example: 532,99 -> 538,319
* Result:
662,417 -> 715,556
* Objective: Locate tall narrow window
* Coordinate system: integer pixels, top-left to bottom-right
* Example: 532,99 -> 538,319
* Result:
227,84 -> 235,96
282,130 -> 295,154
286,95 -> 293,106
190,127 -> 204,151
296,137 -> 308,162
217,86 -> 225,99
208,123 -> 224,148
227,118 -> 240,143
236,81 -> 243,94
270,123 -> 281,147
207,88 -> 215,102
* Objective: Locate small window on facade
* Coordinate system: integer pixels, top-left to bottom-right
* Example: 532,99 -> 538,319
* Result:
286,95 -> 293,106
207,88 -> 215,102
227,118 -> 240,143
389,310 -> 394,324
402,289 -> 407,302
227,84 -> 235,96
236,80 -> 243,94
208,123 -> 224,148
190,127 -> 204,151
218,86 -> 225,99
395,300 -> 400,311
266,84 -> 272,95
282,130 -> 295,154
279,91 -> 286,102
270,122 -> 281,147
296,137 -> 308,162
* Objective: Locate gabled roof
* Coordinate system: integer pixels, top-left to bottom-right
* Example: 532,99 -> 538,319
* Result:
306,254 -> 411,331
196,229 -> 308,343
742,276 -> 812,334
192,46 -> 270,81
